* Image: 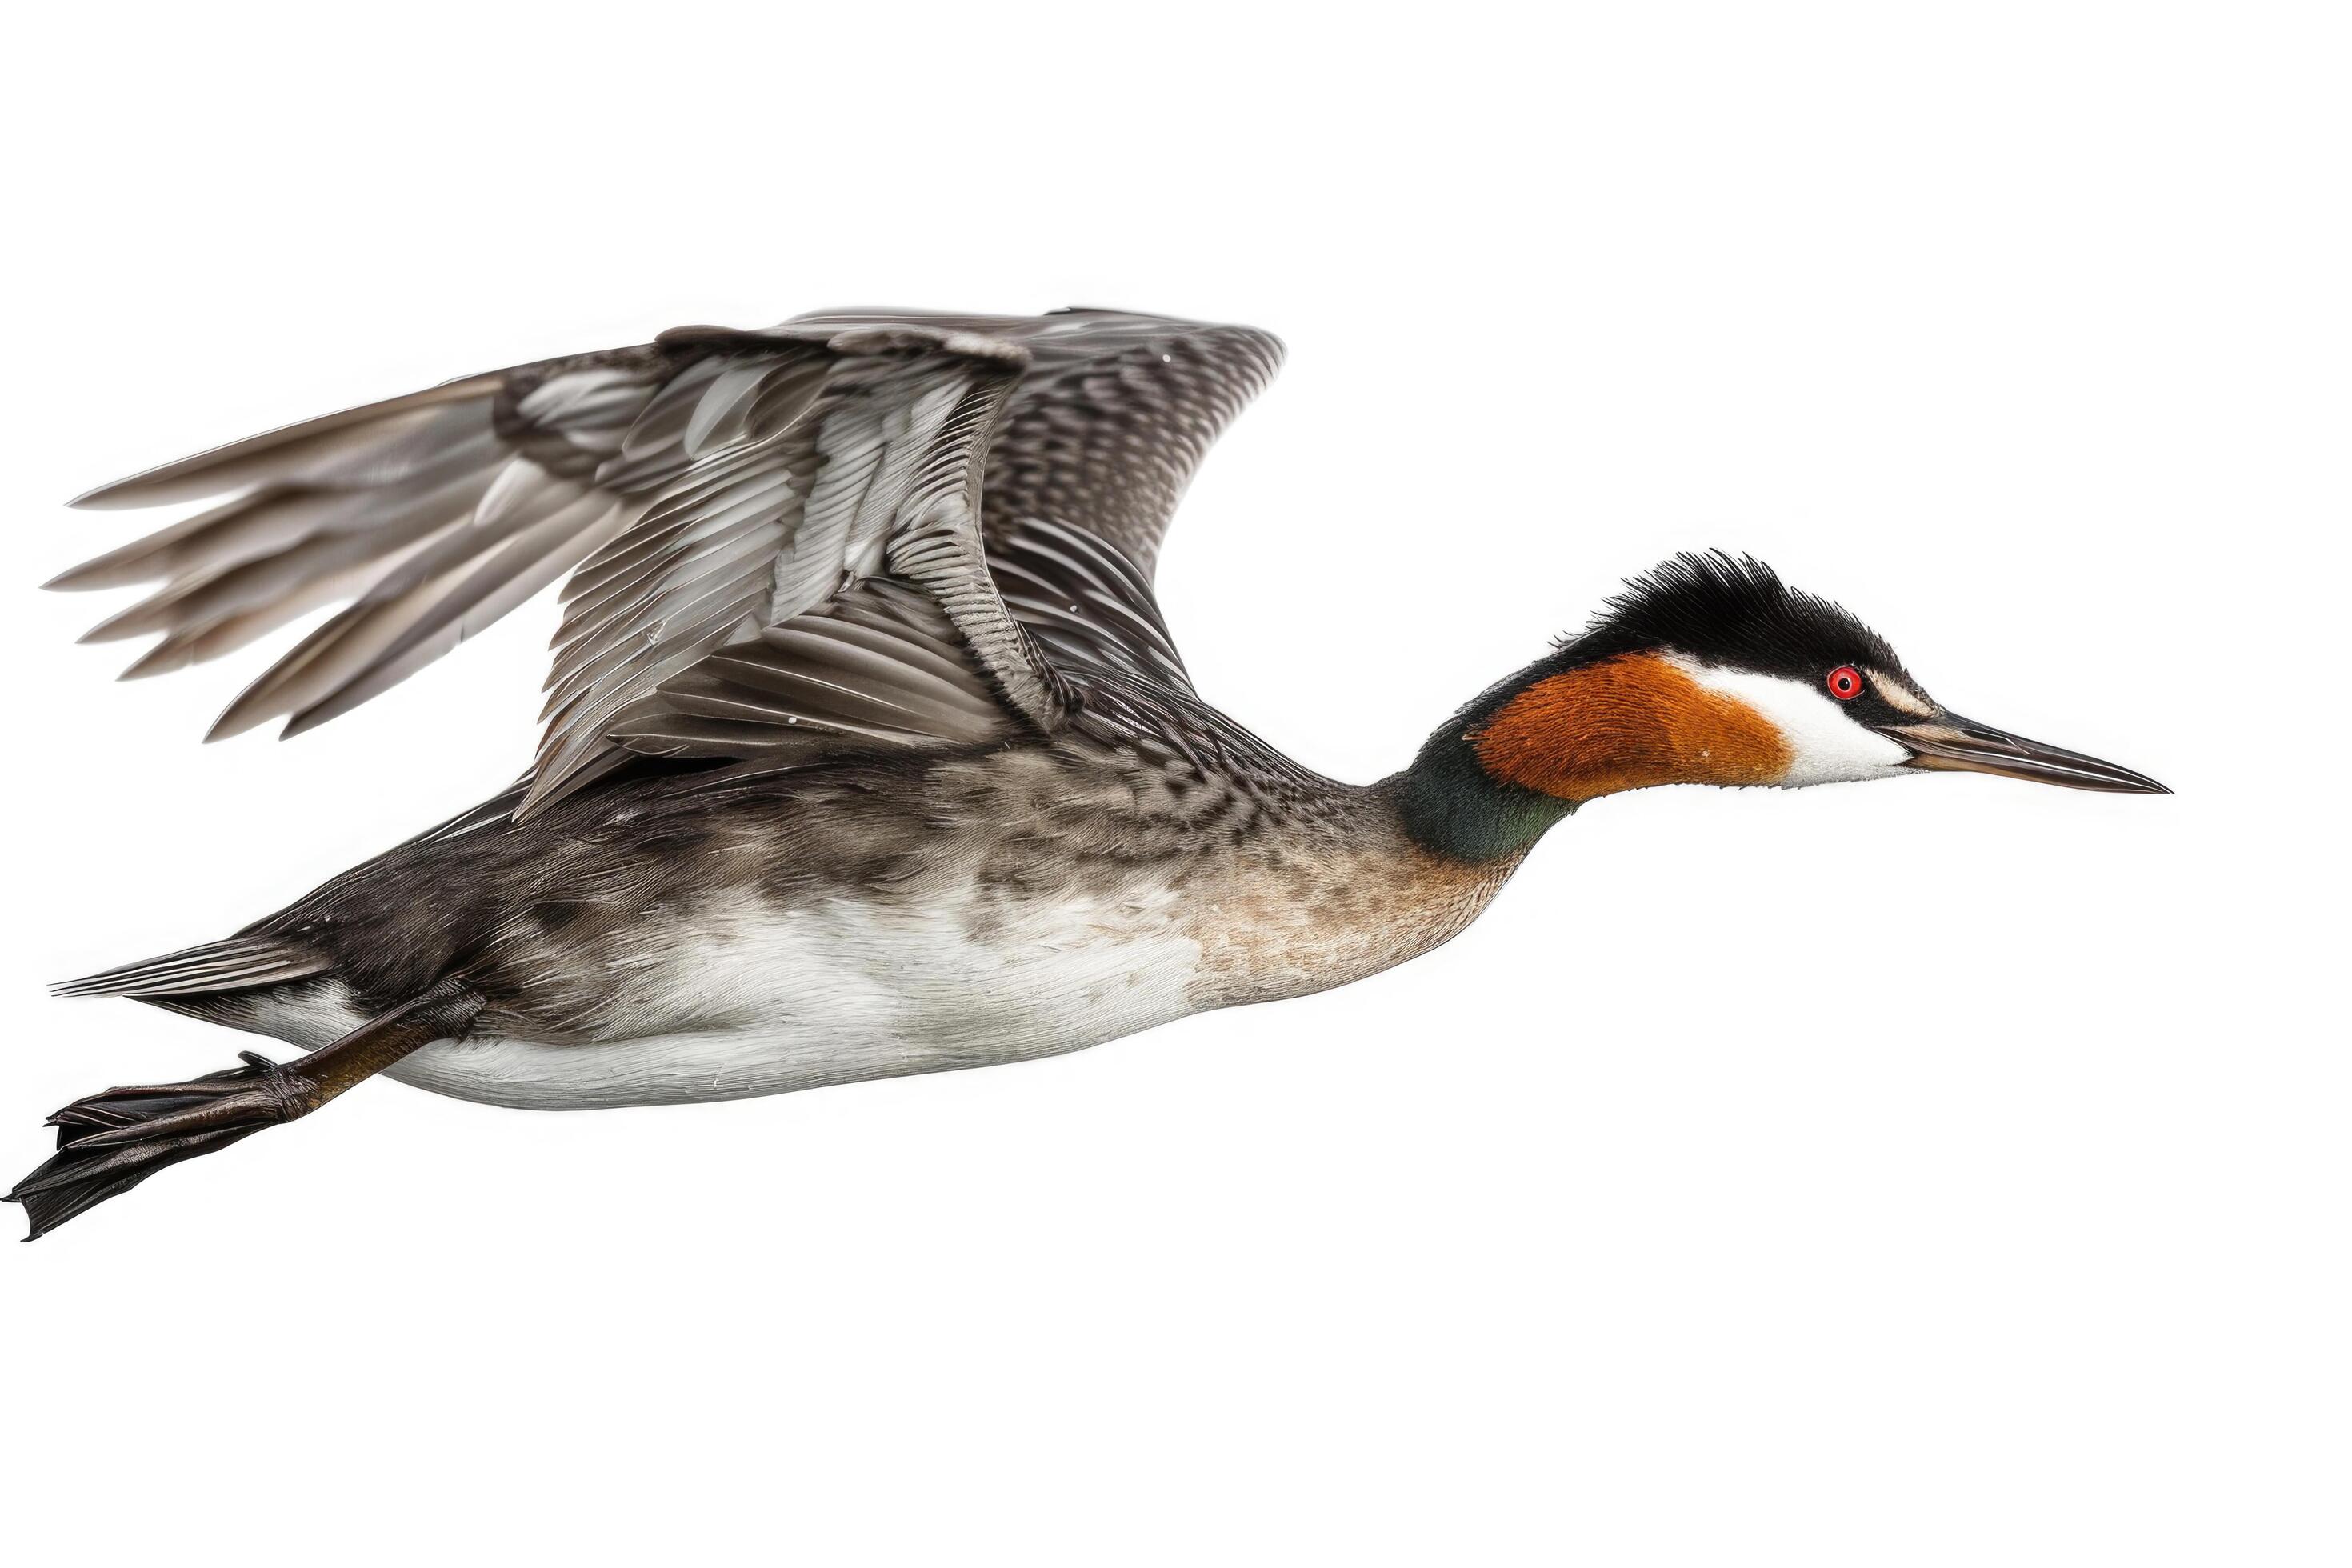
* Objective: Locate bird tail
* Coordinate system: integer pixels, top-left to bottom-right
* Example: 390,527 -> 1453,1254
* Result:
53,934 -> 332,1000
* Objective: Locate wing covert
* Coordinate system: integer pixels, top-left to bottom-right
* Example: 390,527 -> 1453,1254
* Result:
524,322 -> 1051,812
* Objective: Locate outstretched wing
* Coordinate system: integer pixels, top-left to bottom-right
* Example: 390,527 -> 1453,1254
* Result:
53,307 -> 1282,816
55,319 -> 1062,816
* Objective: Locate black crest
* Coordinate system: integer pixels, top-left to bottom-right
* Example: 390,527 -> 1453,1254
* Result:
1561,550 -> 1914,688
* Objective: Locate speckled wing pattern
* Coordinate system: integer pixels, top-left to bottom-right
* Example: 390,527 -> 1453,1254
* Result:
52,308 -> 1283,814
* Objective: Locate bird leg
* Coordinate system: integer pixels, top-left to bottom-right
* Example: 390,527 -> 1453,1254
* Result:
8,978 -> 482,1239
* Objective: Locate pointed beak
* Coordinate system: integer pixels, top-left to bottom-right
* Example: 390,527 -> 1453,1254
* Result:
1878,715 -> 2171,794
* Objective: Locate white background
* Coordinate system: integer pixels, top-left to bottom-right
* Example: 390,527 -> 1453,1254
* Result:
3,3 -> 2345,1563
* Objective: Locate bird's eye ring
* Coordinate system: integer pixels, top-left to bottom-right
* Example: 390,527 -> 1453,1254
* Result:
1826,666 -> 1863,701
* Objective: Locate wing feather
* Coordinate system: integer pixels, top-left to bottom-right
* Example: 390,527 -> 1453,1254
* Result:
67,378 -> 505,512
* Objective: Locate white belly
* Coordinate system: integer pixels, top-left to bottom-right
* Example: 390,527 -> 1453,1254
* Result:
246,889 -> 1206,1110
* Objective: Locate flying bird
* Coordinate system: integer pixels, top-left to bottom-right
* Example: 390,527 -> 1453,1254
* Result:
14,308 -> 2167,1238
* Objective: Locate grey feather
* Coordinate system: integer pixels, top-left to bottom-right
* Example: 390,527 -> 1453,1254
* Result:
53,935 -> 330,998
67,377 -> 505,511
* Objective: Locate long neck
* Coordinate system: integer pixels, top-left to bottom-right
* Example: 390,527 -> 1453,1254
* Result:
1394,647 -> 1793,861
1394,715 -> 1575,862
1394,651 -> 1582,862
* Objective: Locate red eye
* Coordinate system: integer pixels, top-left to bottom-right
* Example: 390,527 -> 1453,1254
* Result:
1826,666 -> 1863,701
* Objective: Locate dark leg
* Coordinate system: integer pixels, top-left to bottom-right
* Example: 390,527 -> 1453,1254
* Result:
9,979 -> 482,1240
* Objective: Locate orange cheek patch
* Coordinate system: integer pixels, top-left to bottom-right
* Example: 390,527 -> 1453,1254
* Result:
1471,654 -> 1793,802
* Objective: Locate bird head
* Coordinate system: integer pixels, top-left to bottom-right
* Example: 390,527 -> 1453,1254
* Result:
1486,550 -> 2168,802
1402,551 -> 2164,859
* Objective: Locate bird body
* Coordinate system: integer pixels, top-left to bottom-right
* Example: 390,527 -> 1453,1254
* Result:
175,758 -> 1512,1112
13,306 -> 2165,1237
